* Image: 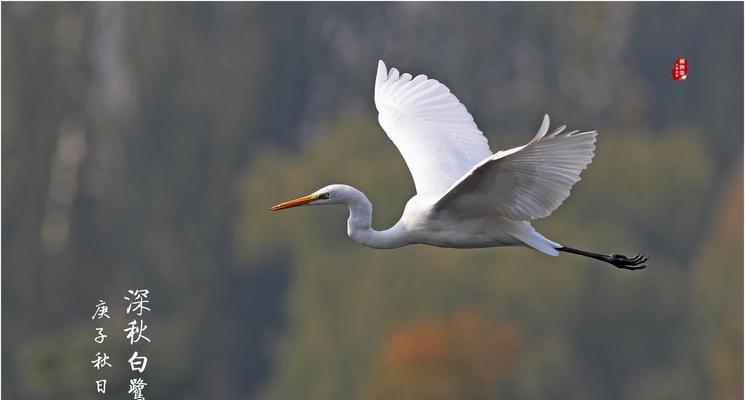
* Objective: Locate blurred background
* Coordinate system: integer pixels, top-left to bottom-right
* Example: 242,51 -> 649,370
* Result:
3,3 -> 743,400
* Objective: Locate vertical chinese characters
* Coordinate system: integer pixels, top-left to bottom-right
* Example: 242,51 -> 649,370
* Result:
124,289 -> 151,399
91,299 -> 111,395
90,291 -> 154,399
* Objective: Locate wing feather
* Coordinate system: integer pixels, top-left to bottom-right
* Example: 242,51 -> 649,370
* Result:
434,115 -> 597,220
375,60 -> 492,198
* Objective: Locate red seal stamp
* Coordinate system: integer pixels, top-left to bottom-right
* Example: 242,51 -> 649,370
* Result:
672,57 -> 688,81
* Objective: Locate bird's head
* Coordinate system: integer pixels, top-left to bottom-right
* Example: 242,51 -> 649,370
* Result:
270,184 -> 355,211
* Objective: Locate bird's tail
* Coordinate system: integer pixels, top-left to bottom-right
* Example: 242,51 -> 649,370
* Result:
507,221 -> 560,256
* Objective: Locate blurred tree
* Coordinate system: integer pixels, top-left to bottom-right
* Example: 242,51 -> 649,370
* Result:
366,309 -> 520,400
692,168 -> 743,400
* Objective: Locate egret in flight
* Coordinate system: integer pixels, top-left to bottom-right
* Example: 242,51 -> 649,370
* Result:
271,61 -> 648,270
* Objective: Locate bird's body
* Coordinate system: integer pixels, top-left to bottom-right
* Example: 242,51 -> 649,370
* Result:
272,61 -> 648,270
340,187 -> 553,252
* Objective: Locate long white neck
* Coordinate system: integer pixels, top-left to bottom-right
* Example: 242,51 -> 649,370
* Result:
341,186 -> 408,249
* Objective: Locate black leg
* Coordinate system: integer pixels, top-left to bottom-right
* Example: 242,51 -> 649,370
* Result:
558,246 -> 648,270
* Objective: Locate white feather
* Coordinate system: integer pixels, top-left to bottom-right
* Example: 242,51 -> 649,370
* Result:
434,114 -> 597,221
375,60 -> 492,199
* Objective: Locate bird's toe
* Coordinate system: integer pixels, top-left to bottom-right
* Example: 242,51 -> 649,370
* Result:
608,252 -> 648,270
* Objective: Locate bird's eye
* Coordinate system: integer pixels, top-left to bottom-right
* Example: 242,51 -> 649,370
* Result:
318,193 -> 330,200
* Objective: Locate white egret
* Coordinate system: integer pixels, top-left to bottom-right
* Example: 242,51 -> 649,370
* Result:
271,61 -> 647,270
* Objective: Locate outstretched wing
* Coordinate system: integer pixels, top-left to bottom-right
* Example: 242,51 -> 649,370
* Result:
375,60 -> 492,199
434,115 -> 597,220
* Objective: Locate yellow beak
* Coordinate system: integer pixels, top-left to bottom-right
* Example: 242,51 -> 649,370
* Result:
270,194 -> 318,211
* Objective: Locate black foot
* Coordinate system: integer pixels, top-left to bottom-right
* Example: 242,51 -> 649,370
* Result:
605,253 -> 648,270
